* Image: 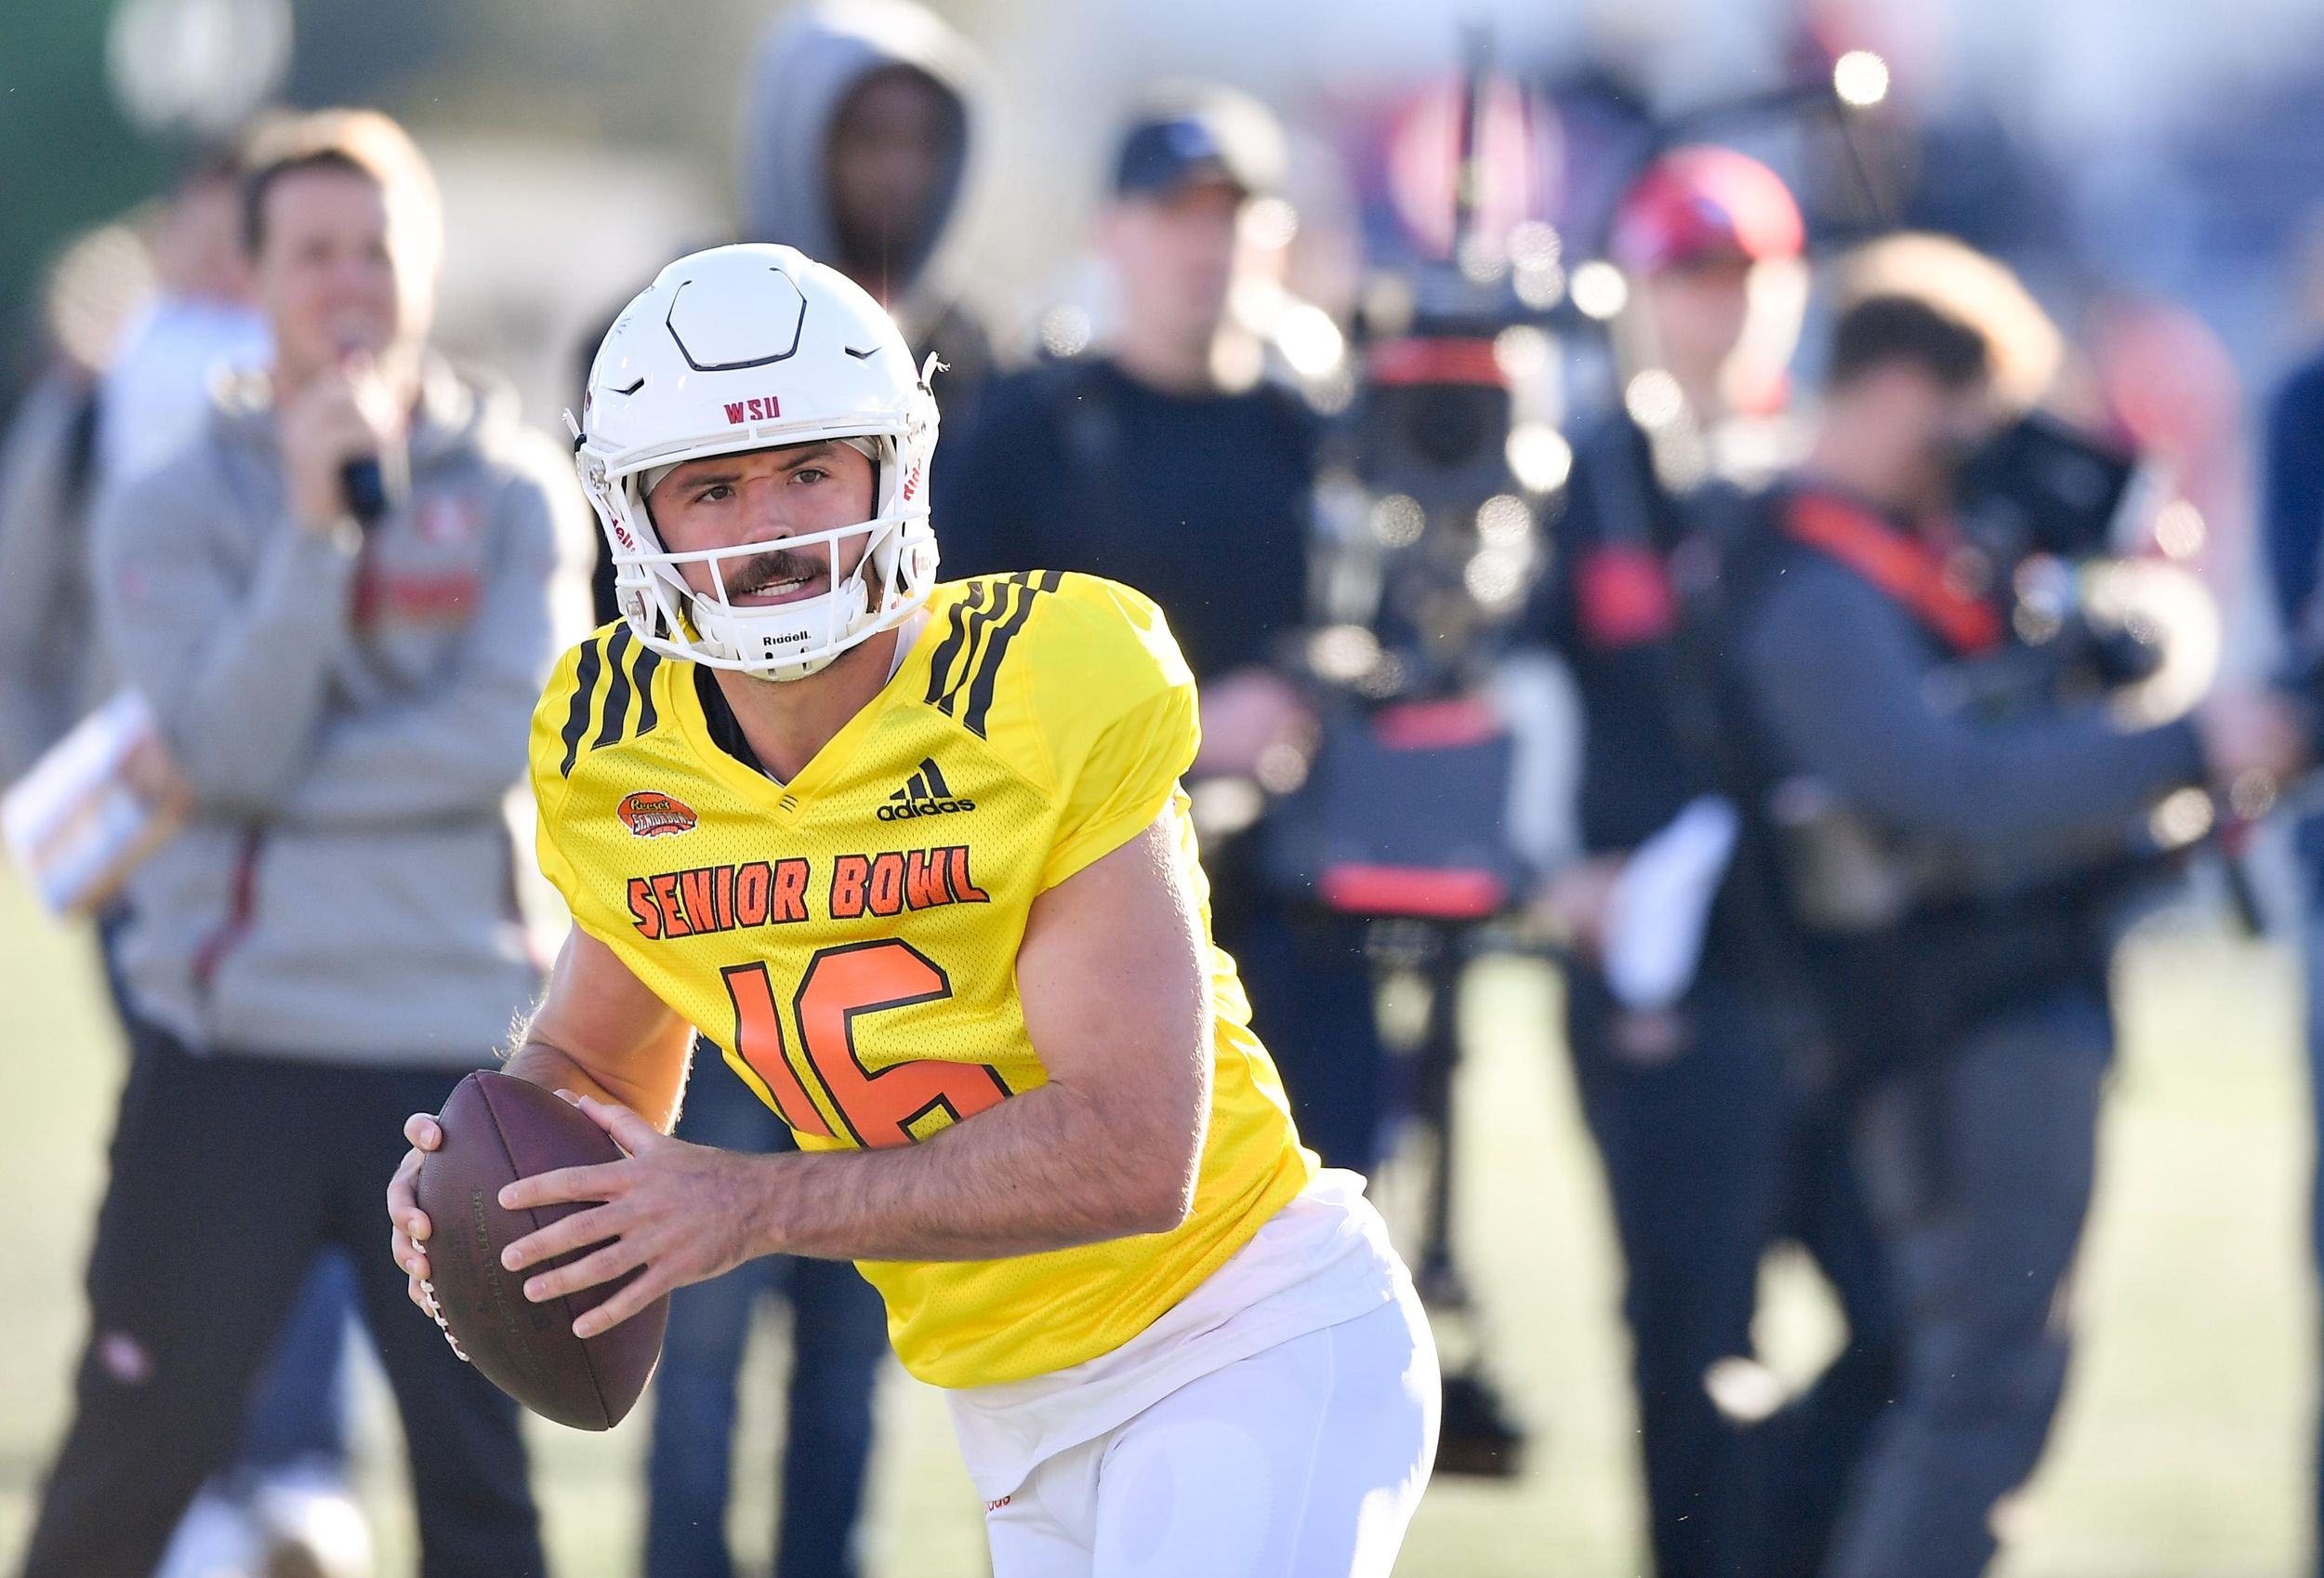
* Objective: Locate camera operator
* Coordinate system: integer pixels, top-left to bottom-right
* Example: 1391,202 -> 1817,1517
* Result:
941,87 -> 1392,1176
1521,147 -> 1897,1578
1724,284 -> 2308,1578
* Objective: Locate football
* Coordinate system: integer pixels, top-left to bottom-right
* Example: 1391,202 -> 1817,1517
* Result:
413,1071 -> 668,1430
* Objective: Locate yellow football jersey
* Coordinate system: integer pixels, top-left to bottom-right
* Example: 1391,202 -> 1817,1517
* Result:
528,572 -> 1317,1387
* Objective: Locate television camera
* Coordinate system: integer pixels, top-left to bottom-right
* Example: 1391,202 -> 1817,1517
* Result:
1765,409 -> 2231,935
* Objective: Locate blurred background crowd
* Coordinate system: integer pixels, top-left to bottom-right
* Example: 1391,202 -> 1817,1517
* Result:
9,0 -> 2324,1575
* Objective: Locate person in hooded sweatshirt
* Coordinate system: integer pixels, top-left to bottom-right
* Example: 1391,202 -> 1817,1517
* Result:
590,7 -> 992,1578
586,0 -> 991,630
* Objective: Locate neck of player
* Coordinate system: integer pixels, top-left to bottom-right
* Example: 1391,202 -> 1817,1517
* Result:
713,625 -> 904,783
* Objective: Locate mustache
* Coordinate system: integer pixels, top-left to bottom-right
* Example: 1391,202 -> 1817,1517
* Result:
718,546 -> 825,597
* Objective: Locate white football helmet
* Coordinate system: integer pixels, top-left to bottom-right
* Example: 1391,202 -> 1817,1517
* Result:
569,244 -> 942,681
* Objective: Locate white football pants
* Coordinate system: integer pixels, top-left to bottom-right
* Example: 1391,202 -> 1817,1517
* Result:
983,1285 -> 1440,1578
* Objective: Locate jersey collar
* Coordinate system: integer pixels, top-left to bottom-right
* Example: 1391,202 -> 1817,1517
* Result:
674,603 -> 948,822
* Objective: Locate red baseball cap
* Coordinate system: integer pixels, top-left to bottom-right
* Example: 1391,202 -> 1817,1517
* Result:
1609,146 -> 1804,274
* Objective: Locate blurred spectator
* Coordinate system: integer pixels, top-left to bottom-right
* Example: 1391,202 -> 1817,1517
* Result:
16,108 -> 580,1578
1724,281 -> 2307,1578
0,150 -> 368,1578
0,150 -> 271,783
606,7 -> 997,1578
1524,147 -> 1896,1578
2262,338 -> 2324,1578
0,340 -> 106,788
739,0 -> 991,404
589,0 -> 993,627
939,85 -> 1393,1176
2265,348 -> 2324,649
0,200 -> 163,785
94,149 -> 271,503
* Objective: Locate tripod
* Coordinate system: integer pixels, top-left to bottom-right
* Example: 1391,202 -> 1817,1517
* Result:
1371,915 -> 1536,1480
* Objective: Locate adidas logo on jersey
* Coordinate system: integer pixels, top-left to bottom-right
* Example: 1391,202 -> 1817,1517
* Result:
879,757 -> 974,820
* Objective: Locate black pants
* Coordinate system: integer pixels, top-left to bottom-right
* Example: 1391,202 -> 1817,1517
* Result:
1823,992 -> 2108,1578
20,1022 -> 544,1578
1217,902 -> 1387,1174
1567,973 -> 1897,1578
97,904 -> 362,1479
644,1054 -> 889,1578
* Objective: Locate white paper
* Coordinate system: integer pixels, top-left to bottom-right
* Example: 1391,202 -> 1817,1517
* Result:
1603,796 -> 1741,1012
3,690 -> 172,915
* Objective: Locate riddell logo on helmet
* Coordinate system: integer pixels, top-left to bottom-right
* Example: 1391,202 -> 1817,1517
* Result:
722,395 -> 782,424
617,791 -> 699,838
902,461 -> 923,502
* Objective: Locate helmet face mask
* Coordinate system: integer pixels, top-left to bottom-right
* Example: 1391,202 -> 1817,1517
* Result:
571,244 -> 943,682
607,450 -> 938,682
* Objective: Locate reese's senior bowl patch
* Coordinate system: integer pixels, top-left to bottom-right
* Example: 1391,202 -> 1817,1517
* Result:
617,790 -> 699,838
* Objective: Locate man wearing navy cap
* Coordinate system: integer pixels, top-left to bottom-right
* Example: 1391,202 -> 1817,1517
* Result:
942,90 -> 1394,1192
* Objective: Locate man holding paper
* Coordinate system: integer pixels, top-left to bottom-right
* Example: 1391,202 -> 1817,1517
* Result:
16,108 -> 585,1578
1519,149 -> 1897,1578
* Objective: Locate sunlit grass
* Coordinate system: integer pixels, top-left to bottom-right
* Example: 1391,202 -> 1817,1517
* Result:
1,878 -> 2307,1576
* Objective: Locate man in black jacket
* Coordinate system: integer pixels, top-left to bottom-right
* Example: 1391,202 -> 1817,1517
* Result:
1731,290 -> 2308,1578
941,88 -> 1392,1179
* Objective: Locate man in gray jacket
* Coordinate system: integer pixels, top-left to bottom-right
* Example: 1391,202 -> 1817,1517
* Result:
18,109 -> 581,1578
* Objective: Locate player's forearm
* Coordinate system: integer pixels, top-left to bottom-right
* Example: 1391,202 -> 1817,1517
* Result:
749,1081 -> 1202,1263
499,929 -> 695,1134
502,1038 -> 682,1134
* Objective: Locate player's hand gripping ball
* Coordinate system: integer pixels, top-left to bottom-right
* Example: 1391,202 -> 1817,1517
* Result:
402,1072 -> 669,1429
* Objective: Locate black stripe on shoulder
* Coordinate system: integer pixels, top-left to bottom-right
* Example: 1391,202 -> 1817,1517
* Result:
961,576 -> 1047,738
557,636 -> 605,777
923,581 -> 987,712
630,647 -> 662,738
933,578 -> 1020,720
1035,569 -> 1063,592
591,624 -> 636,750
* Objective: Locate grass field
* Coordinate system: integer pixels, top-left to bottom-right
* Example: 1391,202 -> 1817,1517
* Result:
0,868 -> 2312,1577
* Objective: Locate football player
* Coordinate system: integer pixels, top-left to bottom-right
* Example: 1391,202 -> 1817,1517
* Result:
389,243 -> 1437,1575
